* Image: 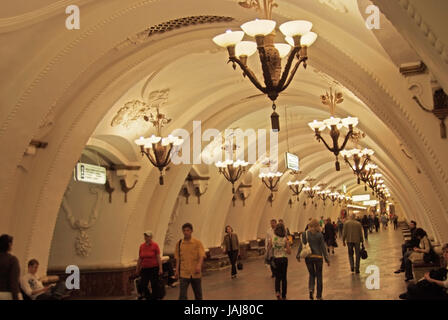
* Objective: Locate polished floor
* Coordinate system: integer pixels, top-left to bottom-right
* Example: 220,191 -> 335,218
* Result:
163,225 -> 407,300
87,224 -> 408,300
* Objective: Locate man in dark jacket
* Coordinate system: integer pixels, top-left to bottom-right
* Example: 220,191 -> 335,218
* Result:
374,215 -> 380,232
395,221 -> 419,274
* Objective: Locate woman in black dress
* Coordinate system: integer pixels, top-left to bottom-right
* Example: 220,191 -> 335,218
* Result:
323,219 -> 337,254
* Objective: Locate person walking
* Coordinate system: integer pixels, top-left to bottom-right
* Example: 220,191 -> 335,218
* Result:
0,234 -> 20,300
265,219 -> 277,278
136,230 -> 163,300
381,214 -> 388,230
337,218 -> 344,238
361,215 -> 369,240
175,223 -> 206,300
268,224 -> 291,300
299,219 -> 330,300
324,219 -> 337,255
368,214 -> 374,233
374,214 -> 380,233
393,215 -> 399,230
342,214 -> 364,274
222,225 -> 240,279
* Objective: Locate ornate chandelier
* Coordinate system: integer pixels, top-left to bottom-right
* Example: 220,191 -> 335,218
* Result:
340,148 -> 374,184
329,191 -> 340,206
135,108 -> 183,185
308,89 -> 358,171
317,189 -> 331,206
367,173 -> 382,195
212,0 -> 317,130
358,163 -> 377,191
259,171 -> 283,206
303,185 -> 321,205
287,179 -> 307,201
215,143 -> 249,197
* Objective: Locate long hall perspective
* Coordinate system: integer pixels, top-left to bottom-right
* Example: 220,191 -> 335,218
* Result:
0,0 -> 447,304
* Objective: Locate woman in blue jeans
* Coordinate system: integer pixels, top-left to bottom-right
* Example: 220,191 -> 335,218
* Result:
268,224 -> 291,300
300,219 -> 330,300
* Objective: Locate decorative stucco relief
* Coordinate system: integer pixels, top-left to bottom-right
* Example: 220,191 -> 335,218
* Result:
110,89 -> 169,128
62,185 -> 104,257
318,0 -> 349,13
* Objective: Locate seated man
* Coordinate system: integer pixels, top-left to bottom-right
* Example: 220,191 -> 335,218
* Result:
20,259 -> 66,300
399,243 -> 448,300
395,220 -> 419,273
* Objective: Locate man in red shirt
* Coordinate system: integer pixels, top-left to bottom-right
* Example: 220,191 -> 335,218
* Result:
136,230 -> 163,300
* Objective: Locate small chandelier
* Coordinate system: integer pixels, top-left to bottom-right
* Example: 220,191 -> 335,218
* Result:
329,191 -> 340,206
367,172 -> 382,195
340,148 -> 374,184
287,179 -> 307,201
212,0 -> 317,131
303,185 -> 321,204
259,171 -> 283,206
308,89 -> 358,171
215,141 -> 249,199
308,116 -> 358,171
358,163 -> 377,191
317,189 -> 331,206
135,108 -> 183,185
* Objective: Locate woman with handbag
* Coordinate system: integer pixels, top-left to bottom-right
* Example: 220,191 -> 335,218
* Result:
324,219 -> 337,255
267,224 -> 291,300
298,219 -> 330,300
404,228 -> 431,281
222,225 -> 240,279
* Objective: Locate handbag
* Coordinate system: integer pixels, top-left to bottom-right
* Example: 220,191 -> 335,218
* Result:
300,231 -> 312,259
237,255 -> 243,270
360,243 -> 368,260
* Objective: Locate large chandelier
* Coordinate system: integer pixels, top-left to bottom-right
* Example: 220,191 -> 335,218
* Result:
212,0 -> 317,131
215,144 -> 249,196
259,171 -> 283,206
308,89 -> 358,171
340,148 -> 374,184
329,191 -> 340,206
303,185 -> 321,205
135,108 -> 183,185
367,173 -> 382,195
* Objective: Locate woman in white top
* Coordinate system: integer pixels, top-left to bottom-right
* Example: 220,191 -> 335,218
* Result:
268,224 -> 291,300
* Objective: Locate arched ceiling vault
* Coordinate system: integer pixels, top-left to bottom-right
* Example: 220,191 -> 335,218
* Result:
1,0 -> 446,272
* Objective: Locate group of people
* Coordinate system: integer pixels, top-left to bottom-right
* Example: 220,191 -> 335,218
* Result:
0,234 -> 67,300
395,221 -> 448,299
263,214 -> 367,300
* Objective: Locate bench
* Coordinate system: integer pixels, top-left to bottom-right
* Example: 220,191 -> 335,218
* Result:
204,247 -> 230,271
247,240 -> 265,257
411,243 -> 444,280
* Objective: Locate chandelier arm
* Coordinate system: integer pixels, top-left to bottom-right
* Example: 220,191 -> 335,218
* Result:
339,130 -> 353,151
145,150 -> 159,168
229,57 -> 267,93
317,134 -> 335,153
161,144 -> 174,167
279,57 -> 305,92
272,178 -> 280,191
276,47 -> 301,90
359,158 -> 370,173
257,47 -> 275,90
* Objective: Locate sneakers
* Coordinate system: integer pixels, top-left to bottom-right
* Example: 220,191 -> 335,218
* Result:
394,269 -> 404,274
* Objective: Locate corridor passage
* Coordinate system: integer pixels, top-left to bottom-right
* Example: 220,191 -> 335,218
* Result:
163,226 -> 406,300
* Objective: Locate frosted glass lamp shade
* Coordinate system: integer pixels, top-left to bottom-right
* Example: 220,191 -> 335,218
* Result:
241,19 -> 276,37
323,117 -> 342,129
362,148 -> 374,156
308,120 -> 326,131
279,20 -> 313,37
284,36 -> 295,47
135,136 -> 146,146
274,43 -> 292,58
341,116 -> 358,128
235,41 -> 257,57
146,135 -> 162,145
212,30 -> 245,47
300,32 -> 318,47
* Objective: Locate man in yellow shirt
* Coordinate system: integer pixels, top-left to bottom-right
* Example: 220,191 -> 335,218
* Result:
174,223 -> 206,300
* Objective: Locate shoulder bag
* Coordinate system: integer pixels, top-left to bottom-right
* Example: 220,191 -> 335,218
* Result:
300,231 -> 312,259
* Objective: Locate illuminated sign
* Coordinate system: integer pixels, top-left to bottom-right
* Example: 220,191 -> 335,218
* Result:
363,200 -> 378,206
74,163 -> 106,185
285,152 -> 299,172
352,194 -> 370,202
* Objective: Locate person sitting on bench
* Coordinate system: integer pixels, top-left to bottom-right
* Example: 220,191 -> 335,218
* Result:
395,221 -> 419,274
20,259 -> 66,300
399,243 -> 448,300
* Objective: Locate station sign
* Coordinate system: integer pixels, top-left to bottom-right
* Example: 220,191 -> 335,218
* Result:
74,162 -> 106,185
352,194 -> 370,202
285,152 -> 299,172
